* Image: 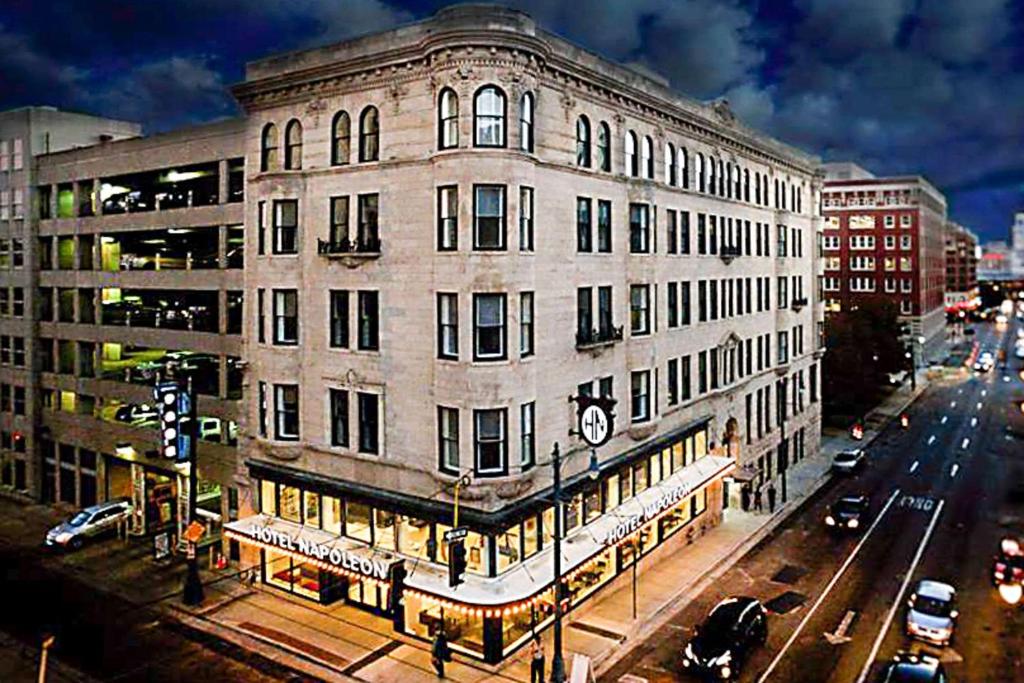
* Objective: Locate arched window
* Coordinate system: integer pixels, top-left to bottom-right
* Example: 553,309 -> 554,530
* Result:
696,153 -> 705,192
708,157 -> 716,195
596,121 -> 611,172
743,169 -> 751,202
642,136 -> 654,179
331,111 -> 351,166
755,173 -> 761,204
576,115 -> 591,167
735,166 -> 742,198
717,159 -> 725,196
359,106 -> 380,162
474,85 -> 507,147
678,147 -> 689,189
625,131 -> 638,176
284,119 -> 303,170
725,163 -> 733,199
438,89 -> 459,150
665,142 -> 676,185
260,122 -> 278,172
519,92 -> 534,152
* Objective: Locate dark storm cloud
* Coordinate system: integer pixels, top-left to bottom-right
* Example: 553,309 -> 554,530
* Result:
0,0 -> 1020,238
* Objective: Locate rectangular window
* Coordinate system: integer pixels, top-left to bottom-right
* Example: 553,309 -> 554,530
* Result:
357,291 -> 379,351
438,186 -> 458,251
576,287 -> 592,342
666,209 -> 677,254
357,392 -> 379,454
698,351 -> 708,394
257,289 -> 266,343
777,223 -> 787,256
438,406 -> 460,473
474,408 -> 507,475
681,355 -> 692,401
667,358 -> 679,406
474,185 -> 506,250
356,194 -> 379,249
273,289 -> 298,345
630,284 -> 650,335
257,201 -> 266,255
577,197 -> 592,252
437,293 -> 459,359
274,384 -> 299,440
629,203 -> 650,253
778,331 -> 789,365
258,382 -> 268,437
698,280 -> 707,322
777,277 -> 788,309
630,370 -> 651,423
519,292 -> 534,357
697,214 -> 707,254
708,216 -> 718,255
519,187 -> 534,251
667,282 -> 678,328
598,286 -> 613,337
272,200 -> 298,254
474,293 -> 507,360
679,212 -> 691,254
680,281 -> 691,326
329,389 -> 349,447
520,401 -> 535,467
329,290 -> 350,348
597,200 -> 612,253
330,195 -> 350,246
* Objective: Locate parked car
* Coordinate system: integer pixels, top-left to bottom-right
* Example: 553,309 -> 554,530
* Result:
825,495 -> 871,532
973,352 -> 995,372
888,370 -> 909,385
681,596 -> 767,680
113,403 -> 157,425
992,537 -> 1024,586
832,449 -> 866,474
905,580 -> 958,646
45,498 -> 133,550
877,652 -> 948,682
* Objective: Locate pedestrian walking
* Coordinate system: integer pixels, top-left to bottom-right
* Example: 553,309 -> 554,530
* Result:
767,483 -> 777,513
753,487 -> 763,512
741,485 -> 751,512
529,635 -> 545,683
431,629 -> 450,678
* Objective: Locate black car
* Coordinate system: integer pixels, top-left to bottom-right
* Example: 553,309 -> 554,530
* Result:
826,495 -> 870,532
877,652 -> 948,682
682,597 -> 767,680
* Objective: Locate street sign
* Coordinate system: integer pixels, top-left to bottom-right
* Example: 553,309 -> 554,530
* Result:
579,403 -> 612,447
444,527 -> 468,543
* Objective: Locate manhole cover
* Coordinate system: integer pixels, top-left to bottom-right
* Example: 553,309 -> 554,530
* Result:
765,591 -> 807,614
771,564 -> 808,585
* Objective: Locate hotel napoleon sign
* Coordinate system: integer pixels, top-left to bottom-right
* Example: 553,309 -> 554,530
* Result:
601,478 -> 699,546
246,524 -> 392,581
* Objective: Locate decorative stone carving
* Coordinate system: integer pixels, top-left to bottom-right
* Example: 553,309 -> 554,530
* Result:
560,89 -> 577,122
304,98 -> 328,126
456,64 -> 475,81
711,99 -> 737,126
386,81 -> 409,115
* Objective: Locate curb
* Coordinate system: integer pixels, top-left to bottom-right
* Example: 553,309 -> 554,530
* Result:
596,378 -> 930,680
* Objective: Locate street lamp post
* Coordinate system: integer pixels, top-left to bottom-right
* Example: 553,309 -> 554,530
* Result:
182,375 -> 204,606
549,442 -> 600,683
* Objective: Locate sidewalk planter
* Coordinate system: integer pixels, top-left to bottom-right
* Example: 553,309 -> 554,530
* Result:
226,419 -> 734,664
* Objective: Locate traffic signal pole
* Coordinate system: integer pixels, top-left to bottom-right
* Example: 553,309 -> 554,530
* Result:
182,375 -> 204,606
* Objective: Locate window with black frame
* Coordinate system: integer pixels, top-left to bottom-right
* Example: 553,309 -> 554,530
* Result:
273,200 -> 298,255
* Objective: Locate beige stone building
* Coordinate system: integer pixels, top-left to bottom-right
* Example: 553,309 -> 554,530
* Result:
224,5 -> 825,663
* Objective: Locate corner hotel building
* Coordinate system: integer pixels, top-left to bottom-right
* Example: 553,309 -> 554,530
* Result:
3,5 -> 826,665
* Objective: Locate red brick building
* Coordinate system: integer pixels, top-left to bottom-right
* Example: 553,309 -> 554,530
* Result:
944,221 -> 979,313
821,163 -> 947,357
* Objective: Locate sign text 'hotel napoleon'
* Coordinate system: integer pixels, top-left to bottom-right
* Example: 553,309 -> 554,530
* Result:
248,525 -> 391,580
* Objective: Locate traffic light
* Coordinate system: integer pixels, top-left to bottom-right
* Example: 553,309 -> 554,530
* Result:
448,539 -> 467,588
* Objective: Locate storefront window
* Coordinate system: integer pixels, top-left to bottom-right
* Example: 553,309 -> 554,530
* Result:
404,593 -> 486,655
279,485 -> 301,523
345,502 -> 372,543
260,479 -> 276,515
466,530 -> 488,575
685,436 -> 695,466
323,496 -> 342,534
693,488 -> 707,516
374,509 -> 397,551
695,429 -> 708,458
661,447 -> 673,478
604,474 -> 620,511
633,462 -> 648,495
649,453 -> 661,486
497,523 -> 521,573
672,442 -> 684,472
660,496 -> 692,539
523,516 -> 539,559
619,467 -> 633,502
564,494 -> 582,532
292,560 -> 321,600
541,508 -> 554,548
567,548 -> 614,606
583,484 -> 601,523
398,516 -> 432,560
638,519 -> 657,555
303,491 -> 320,528
265,549 -> 292,592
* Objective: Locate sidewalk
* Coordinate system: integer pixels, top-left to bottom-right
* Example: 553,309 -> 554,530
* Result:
0,370 -> 934,683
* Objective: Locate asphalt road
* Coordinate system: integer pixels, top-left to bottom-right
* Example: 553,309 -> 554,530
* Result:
603,320 -> 1024,683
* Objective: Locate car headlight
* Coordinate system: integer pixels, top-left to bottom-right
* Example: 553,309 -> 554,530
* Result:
714,651 -> 732,666
684,643 -> 694,661
826,516 -> 835,526
55,532 -> 72,544
720,665 -> 731,679
848,519 -> 859,529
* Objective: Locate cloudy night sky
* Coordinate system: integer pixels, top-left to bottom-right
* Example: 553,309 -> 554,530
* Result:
1,0 -> 1022,241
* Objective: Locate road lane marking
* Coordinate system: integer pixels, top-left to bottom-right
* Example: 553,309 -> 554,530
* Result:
961,438 -> 970,449
971,417 -> 978,428
854,500 -> 945,683
909,461 -> 919,473
950,401 -> 957,408
951,464 -> 960,478
927,435 -> 936,445
898,495 -> 935,511
757,489 -> 902,683
940,416 -> 948,424
824,610 -> 858,645
981,389 -> 987,397
977,402 -> 983,411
